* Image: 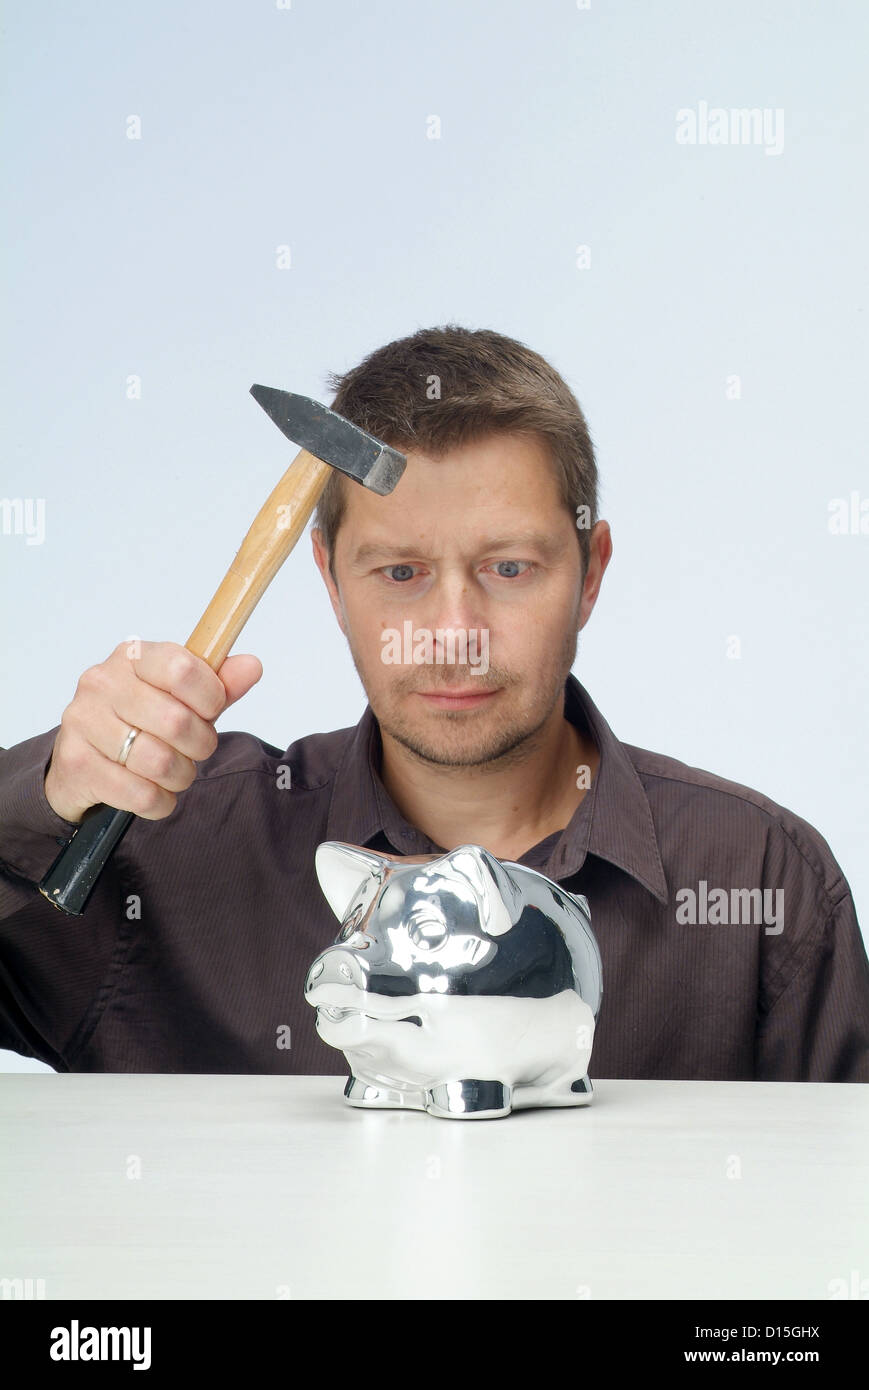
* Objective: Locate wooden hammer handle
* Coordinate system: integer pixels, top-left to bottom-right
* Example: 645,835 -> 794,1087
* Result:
186,446 -> 331,668
38,445 -> 332,915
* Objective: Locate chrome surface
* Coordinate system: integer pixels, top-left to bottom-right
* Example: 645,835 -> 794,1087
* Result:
305,843 -> 603,1119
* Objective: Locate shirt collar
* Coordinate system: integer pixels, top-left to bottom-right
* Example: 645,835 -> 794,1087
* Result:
324,672 -> 668,904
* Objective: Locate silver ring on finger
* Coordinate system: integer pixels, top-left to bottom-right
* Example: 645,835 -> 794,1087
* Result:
117,726 -> 140,767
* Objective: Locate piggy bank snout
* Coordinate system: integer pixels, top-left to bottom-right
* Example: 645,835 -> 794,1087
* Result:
305,947 -> 368,999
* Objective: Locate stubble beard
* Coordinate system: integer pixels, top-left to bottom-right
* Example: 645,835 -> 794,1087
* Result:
346,622 -> 581,771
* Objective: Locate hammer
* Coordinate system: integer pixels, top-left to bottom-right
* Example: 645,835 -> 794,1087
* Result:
38,386 -> 407,916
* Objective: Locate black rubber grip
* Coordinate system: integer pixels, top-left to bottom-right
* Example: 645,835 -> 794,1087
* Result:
38,804 -> 135,916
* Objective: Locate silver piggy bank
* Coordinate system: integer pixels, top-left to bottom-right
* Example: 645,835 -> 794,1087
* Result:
304,841 -> 603,1119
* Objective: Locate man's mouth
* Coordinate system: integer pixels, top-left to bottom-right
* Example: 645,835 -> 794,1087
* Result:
414,687 -> 500,710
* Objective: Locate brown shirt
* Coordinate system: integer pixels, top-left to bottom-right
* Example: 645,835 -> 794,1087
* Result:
1,674 -> 867,1079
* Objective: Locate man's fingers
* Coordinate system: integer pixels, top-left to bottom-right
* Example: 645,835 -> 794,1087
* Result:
46,722 -> 180,822
90,756 -> 179,821
83,662 -> 219,764
216,654 -> 264,709
96,719 -> 198,794
122,641 -> 229,722
44,641 -> 264,824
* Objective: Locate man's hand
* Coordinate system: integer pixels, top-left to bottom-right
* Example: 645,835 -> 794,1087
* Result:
44,641 -> 263,824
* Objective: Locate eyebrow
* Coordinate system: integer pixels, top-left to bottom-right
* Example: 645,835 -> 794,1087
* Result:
350,533 -> 566,566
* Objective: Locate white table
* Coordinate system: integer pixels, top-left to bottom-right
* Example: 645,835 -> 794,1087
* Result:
1,1075 -> 866,1301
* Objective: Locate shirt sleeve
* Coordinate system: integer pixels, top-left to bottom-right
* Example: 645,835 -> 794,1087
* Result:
755,876 -> 869,1082
0,728 -> 122,1069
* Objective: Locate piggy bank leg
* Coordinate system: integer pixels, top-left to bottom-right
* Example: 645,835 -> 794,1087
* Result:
344,1075 -> 427,1111
512,1072 -> 594,1111
425,1080 -> 512,1119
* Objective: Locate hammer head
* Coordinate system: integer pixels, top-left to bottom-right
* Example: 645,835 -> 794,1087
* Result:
250,384 -> 406,495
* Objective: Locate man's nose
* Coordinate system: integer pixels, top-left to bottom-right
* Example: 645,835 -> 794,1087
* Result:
421,571 -> 487,643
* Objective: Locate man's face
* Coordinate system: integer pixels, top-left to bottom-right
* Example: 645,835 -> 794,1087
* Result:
312,432 -> 590,769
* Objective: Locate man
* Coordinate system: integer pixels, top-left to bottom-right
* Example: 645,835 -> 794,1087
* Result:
1,324 -> 867,1079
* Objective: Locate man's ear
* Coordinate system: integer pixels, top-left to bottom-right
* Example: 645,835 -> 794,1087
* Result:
578,520 -> 613,634
311,527 -> 347,636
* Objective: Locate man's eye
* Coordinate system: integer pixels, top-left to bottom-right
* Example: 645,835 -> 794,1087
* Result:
382,564 -> 418,582
488,560 -> 532,578
379,560 -> 533,582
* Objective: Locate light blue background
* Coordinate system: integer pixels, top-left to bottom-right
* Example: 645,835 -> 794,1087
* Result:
2,1 -> 867,1071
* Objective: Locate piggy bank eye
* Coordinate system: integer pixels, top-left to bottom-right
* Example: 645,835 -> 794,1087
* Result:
408,917 -> 449,951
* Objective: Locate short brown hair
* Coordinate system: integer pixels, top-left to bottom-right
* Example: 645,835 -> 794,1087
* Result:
314,324 -> 598,579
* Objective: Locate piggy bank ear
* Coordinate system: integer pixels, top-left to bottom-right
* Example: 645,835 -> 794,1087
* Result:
446,845 -> 522,937
315,842 -> 390,923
